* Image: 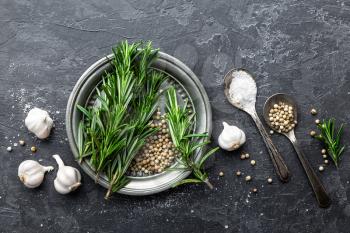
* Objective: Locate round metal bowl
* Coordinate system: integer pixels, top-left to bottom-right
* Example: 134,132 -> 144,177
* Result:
66,52 -> 212,196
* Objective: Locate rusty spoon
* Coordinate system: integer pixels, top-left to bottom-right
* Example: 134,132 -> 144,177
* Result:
263,93 -> 330,208
223,69 -> 289,182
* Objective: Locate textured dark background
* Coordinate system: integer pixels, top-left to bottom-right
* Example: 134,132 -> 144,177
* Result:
1,0 -> 350,232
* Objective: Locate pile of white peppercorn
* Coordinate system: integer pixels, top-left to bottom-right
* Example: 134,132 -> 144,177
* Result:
268,102 -> 297,133
129,109 -> 179,176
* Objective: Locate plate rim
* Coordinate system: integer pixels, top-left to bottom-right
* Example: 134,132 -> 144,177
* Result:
66,51 -> 212,195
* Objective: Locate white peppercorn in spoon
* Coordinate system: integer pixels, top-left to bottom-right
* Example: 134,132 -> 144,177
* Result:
223,69 -> 290,182
263,93 -> 330,208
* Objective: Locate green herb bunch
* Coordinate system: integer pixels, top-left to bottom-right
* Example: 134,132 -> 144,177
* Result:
77,41 -> 165,199
315,118 -> 345,167
165,87 -> 219,189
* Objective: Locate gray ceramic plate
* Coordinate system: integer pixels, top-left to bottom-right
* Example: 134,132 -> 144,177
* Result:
66,52 -> 212,195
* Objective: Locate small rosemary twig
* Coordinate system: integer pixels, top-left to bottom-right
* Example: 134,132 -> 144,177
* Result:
165,87 -> 219,189
315,118 -> 345,167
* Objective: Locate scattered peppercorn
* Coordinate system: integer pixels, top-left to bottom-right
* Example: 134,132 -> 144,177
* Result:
245,175 -> 252,182
322,154 -> 327,159
310,130 -> 316,137
245,153 -> 250,159
240,154 -> 246,160
270,130 -> 274,135
236,171 -> 241,176
324,160 -> 329,164
267,177 -> 273,184
319,165 -> 324,172
31,146 -> 37,153
252,188 -> 258,193
6,146 -> 12,152
250,160 -> 256,166
19,140 -> 25,146
219,171 -> 224,177
315,119 -> 320,125
311,108 -> 317,115
321,149 -> 326,154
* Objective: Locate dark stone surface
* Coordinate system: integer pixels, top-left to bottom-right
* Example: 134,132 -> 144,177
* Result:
1,0 -> 350,232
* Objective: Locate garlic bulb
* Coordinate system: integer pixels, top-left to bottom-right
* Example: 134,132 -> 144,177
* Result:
25,107 -> 53,139
218,122 -> 246,151
18,160 -> 54,188
53,154 -> 81,194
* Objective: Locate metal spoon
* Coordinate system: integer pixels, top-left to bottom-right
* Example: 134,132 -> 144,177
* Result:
263,93 -> 330,208
224,69 -> 290,182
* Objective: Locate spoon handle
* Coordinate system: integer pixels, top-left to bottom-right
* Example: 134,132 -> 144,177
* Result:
288,133 -> 331,208
250,111 -> 290,182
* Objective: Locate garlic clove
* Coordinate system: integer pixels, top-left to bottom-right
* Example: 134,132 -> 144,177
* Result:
20,173 -> 44,188
54,179 -> 70,194
53,176 -> 81,194
73,167 -> 82,183
56,167 -> 79,186
218,121 -> 246,151
35,124 -> 52,139
53,154 -> 82,194
18,160 -> 54,188
238,130 -> 246,145
25,108 -> 54,139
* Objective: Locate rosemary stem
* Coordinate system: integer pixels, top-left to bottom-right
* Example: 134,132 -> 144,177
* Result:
203,179 -> 214,190
95,173 -> 100,183
105,171 -> 120,199
105,188 -> 112,200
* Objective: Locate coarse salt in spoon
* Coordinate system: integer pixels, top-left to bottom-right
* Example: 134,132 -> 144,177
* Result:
224,69 -> 290,182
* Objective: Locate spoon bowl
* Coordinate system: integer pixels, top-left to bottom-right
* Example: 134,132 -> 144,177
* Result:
263,93 -> 331,208
224,68 -> 256,112
263,93 -> 298,137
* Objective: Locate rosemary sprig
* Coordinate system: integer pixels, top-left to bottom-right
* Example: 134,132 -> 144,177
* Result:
315,118 -> 345,167
77,41 -> 165,198
165,87 -> 219,189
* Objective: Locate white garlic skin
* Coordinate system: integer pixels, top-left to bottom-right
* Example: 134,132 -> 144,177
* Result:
18,160 -> 54,188
218,122 -> 246,151
25,108 -> 53,139
53,154 -> 81,194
